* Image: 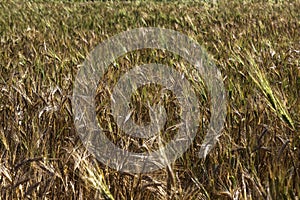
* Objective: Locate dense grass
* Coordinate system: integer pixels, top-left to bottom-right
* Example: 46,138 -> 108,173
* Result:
0,0 -> 299,199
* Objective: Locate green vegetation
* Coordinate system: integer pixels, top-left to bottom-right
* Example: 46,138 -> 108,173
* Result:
0,0 -> 299,199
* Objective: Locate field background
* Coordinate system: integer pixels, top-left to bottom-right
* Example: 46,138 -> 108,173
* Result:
0,0 -> 299,199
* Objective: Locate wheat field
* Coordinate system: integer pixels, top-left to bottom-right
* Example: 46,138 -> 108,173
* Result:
0,0 -> 299,199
